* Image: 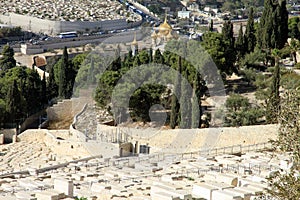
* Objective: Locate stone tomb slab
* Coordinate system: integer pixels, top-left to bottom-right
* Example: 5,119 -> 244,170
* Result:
212,190 -> 243,200
192,183 -> 219,200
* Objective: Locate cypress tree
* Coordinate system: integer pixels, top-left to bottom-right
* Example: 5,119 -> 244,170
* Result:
133,55 -> 141,67
41,71 -> 47,106
179,75 -> 192,129
277,0 -> 288,49
170,56 -> 181,129
209,19 -> 214,32
6,80 -> 21,123
257,0 -> 288,50
47,65 -> 58,100
58,47 -> 68,98
153,49 -> 164,64
235,24 -> 245,60
149,48 -> 153,63
191,74 -> 201,128
266,48 -> 280,124
191,90 -> 200,128
222,20 -> 234,48
222,20 -> 236,73
244,7 -> 256,53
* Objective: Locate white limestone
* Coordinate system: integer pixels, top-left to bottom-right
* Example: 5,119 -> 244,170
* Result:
53,178 -> 74,197
192,183 -> 218,200
0,134 -> 4,145
212,190 -> 243,200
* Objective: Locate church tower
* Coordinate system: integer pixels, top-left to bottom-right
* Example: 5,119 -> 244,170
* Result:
131,32 -> 138,56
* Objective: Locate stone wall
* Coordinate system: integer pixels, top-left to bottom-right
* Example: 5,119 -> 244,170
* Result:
0,13 -> 142,35
97,124 -> 279,154
46,97 -> 90,129
18,129 -> 90,158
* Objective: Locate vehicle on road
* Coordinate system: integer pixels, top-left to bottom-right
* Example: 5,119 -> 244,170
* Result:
58,31 -> 78,39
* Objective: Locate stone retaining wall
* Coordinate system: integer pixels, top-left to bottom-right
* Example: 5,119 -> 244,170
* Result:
97,124 -> 279,153
0,13 -> 142,35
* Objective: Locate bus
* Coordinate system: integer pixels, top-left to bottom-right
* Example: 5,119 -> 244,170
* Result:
58,31 -> 78,39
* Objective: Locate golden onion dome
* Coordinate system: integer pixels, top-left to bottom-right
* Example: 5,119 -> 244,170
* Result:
158,16 -> 172,35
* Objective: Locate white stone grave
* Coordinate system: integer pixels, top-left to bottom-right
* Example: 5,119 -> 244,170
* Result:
53,178 -> 74,197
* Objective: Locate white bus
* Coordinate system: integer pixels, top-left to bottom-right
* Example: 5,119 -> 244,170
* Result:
58,31 -> 78,39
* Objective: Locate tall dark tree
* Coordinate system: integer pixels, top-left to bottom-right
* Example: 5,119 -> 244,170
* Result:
149,48 -> 153,63
191,74 -> 201,128
133,55 -> 141,67
153,49 -> 164,64
6,80 -> 21,123
221,20 -> 236,73
257,0 -> 288,50
288,17 -> 300,39
58,47 -> 68,98
244,7 -> 256,53
170,56 -> 181,129
222,20 -> 234,49
0,45 -> 16,72
209,19 -> 214,32
47,64 -> 58,100
41,71 -> 47,105
235,24 -> 245,60
266,48 -> 281,124
108,56 -> 122,71
191,90 -> 200,128
179,75 -> 192,129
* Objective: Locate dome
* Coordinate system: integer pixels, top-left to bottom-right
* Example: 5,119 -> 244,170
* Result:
151,30 -> 158,38
158,16 -> 172,36
166,30 -> 173,40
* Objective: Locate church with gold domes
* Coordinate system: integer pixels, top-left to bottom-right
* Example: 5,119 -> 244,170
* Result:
151,15 -> 176,48
130,15 -> 177,55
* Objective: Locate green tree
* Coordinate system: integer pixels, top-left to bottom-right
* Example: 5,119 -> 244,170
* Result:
257,0 -> 288,50
191,72 -> 202,128
240,48 -> 266,69
170,56 -> 181,129
6,80 -> 21,122
209,19 -> 214,32
54,47 -> 76,99
0,45 -> 16,72
23,69 -> 42,115
235,24 -> 245,60
179,76 -> 192,129
133,55 -> 141,68
288,17 -> 300,39
56,47 -> 69,98
138,50 -> 150,65
191,90 -> 200,128
266,48 -> 280,124
129,84 -> 165,122
153,49 -> 164,64
222,20 -> 234,49
41,71 -> 47,106
289,38 -> 300,64
47,64 -> 58,100
94,71 -> 121,107
202,32 -> 236,75
224,93 -> 263,126
244,7 -> 256,53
